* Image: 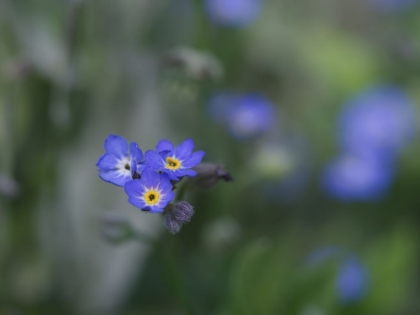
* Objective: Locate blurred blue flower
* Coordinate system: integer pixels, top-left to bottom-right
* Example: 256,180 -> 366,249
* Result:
209,92 -> 276,139
204,0 -> 262,27
124,167 -> 175,213
321,153 -> 394,201
96,135 -> 145,187
369,0 -> 419,11
306,248 -> 369,304
336,257 -> 369,303
339,86 -> 417,156
145,139 -> 205,181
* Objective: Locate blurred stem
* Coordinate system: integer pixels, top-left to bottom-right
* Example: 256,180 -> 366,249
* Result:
175,179 -> 190,201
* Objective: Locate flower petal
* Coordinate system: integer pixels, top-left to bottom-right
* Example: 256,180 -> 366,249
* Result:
104,135 -> 128,159
127,196 -> 147,210
158,173 -> 173,193
99,169 -> 131,187
141,167 -> 161,188
174,169 -> 197,178
96,153 -> 119,171
159,191 -> 175,208
145,150 -> 165,171
124,179 -> 144,197
145,205 -> 164,213
174,138 -> 194,160
162,169 -> 180,181
182,150 -> 206,168
156,139 -> 174,153
130,142 -> 143,163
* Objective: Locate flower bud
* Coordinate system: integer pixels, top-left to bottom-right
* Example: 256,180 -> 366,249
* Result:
191,162 -> 233,189
172,201 -> 194,223
163,213 -> 182,234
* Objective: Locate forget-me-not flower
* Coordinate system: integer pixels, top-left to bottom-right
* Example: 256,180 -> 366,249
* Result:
369,0 -> 419,12
336,257 -> 369,303
204,0 -> 262,28
339,85 -> 417,156
145,139 -> 205,181
124,167 -> 175,213
209,92 -> 276,139
96,135 -> 145,186
321,153 -> 394,201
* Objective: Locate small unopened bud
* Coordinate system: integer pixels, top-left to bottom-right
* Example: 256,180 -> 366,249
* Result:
163,213 -> 182,234
191,162 -> 233,189
172,201 -> 194,223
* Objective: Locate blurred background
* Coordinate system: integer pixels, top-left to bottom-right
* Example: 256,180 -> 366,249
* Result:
1,0 -> 420,314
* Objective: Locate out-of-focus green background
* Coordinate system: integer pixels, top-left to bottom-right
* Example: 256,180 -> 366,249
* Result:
1,0 -> 420,314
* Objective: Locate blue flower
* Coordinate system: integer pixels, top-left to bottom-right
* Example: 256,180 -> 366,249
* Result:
209,92 -> 276,139
124,167 -> 175,213
145,139 -> 205,181
321,153 -> 394,201
306,248 -> 369,304
96,135 -> 145,187
369,0 -> 419,12
204,0 -> 262,28
339,86 -> 417,156
336,257 -> 369,303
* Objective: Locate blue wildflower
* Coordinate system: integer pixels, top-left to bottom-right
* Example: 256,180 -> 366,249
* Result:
96,135 -> 145,187
339,86 -> 417,156
209,92 -> 276,139
204,0 -> 262,27
321,153 -> 394,201
369,0 -> 419,12
124,167 -> 175,213
145,139 -> 205,181
336,257 -> 369,303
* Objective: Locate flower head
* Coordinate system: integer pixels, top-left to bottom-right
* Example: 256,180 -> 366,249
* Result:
124,167 -> 175,213
204,0 -> 262,28
145,139 -> 205,181
336,257 -> 369,303
321,153 -> 394,201
209,92 -> 276,139
96,135 -> 145,186
339,86 -> 417,156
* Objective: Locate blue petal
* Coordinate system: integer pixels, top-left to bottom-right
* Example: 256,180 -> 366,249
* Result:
136,162 -> 147,174
141,167 -> 161,188
124,179 -> 143,197
160,191 -> 175,205
104,135 -> 128,159
145,150 -> 165,171
182,150 -> 206,168
174,138 -> 194,160
156,139 -> 174,153
99,170 -> 131,187
162,169 -> 180,181
127,196 -> 147,210
158,173 -> 173,194
130,142 -> 144,163
96,153 -> 119,171
336,257 -> 369,303
144,205 -> 164,213
174,169 -> 197,178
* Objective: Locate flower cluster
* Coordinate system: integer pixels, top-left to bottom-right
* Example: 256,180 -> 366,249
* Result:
96,135 -> 205,214
322,85 -> 417,201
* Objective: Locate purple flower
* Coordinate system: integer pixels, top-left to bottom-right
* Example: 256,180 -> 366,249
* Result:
96,135 -> 145,187
336,257 -> 369,303
124,168 -> 175,213
339,86 -> 417,156
145,139 -> 206,181
209,92 -> 276,139
204,0 -> 262,28
321,153 -> 394,201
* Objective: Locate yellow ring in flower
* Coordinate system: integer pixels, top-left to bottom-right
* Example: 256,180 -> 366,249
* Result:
165,157 -> 181,170
143,190 -> 160,205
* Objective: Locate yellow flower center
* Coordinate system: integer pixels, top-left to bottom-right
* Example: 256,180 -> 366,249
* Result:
165,157 -> 181,170
144,190 -> 160,205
